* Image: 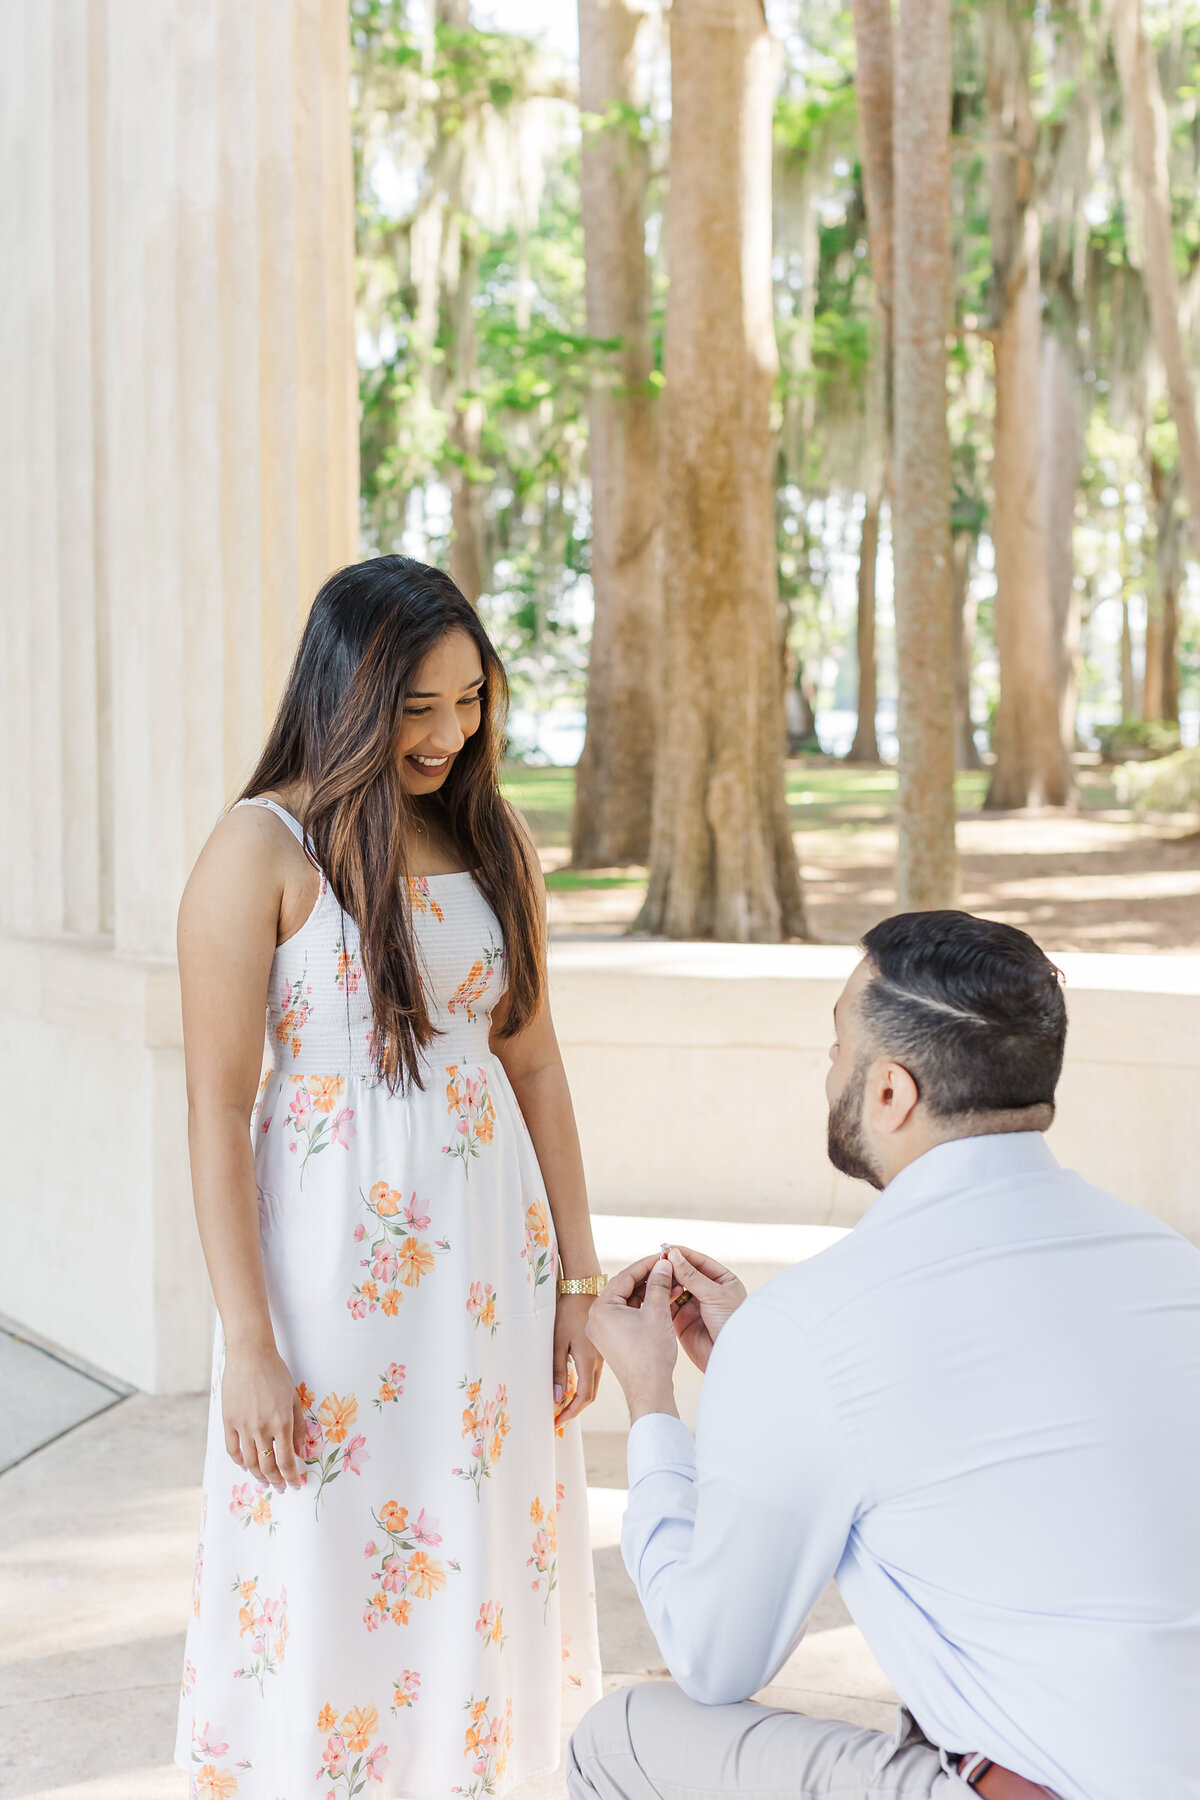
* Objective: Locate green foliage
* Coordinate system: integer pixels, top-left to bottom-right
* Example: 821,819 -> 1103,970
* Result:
1095,718 -> 1182,762
1115,746 -> 1200,814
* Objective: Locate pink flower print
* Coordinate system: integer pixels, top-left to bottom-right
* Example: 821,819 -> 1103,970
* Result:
342,1434 -> 369,1477
323,1734 -> 347,1776
180,1658 -> 197,1695
330,1106 -> 356,1149
195,1723 -> 228,1757
403,1195 -> 431,1231
302,1416 -> 324,1460
372,1249 -> 399,1284
384,1361 -> 406,1389
363,1539 -> 378,1558
289,1087 -> 313,1125
347,1295 -> 369,1320
364,1744 -> 390,1782
353,1223 -> 366,1242
466,1280 -> 499,1336
391,1669 -> 421,1711
380,1553 -> 405,1596
410,1509 -> 441,1546
229,1483 -> 255,1520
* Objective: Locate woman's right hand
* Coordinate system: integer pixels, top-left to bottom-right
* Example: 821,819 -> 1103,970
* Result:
665,1246 -> 748,1373
221,1341 -> 306,1493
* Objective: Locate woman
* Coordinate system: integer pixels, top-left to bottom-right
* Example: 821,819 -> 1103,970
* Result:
174,556 -> 603,1800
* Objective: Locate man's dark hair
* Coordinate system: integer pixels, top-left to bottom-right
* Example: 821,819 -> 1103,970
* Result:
857,912 -> 1067,1118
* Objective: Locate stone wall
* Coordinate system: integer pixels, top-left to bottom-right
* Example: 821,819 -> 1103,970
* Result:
0,0 -> 358,1389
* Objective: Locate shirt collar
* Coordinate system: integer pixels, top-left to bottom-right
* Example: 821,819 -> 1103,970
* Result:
862,1131 -> 1059,1229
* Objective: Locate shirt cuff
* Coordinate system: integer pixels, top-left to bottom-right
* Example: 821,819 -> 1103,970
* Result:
627,1410 -> 697,1488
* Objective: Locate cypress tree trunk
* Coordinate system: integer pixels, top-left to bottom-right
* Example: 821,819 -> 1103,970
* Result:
1114,0 -> 1200,533
637,0 -> 806,941
952,532 -> 982,770
847,0 -> 894,766
847,489 -> 881,762
890,0 -> 958,908
1148,452 -> 1182,724
984,0 -> 1075,809
571,0 -> 662,866
1040,324 -> 1083,754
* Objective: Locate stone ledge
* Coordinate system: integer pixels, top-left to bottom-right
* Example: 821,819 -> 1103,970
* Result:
0,932 -> 183,1048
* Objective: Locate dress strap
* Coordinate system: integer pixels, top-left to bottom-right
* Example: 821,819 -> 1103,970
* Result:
234,796 -> 313,854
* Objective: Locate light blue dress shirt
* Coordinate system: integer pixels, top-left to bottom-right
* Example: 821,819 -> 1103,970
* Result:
623,1133 -> 1200,1800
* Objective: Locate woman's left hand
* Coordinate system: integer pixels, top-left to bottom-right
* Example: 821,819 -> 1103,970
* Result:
553,1293 -> 603,1428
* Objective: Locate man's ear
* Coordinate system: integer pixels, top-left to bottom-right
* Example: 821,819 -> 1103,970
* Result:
863,1059 -> 921,1137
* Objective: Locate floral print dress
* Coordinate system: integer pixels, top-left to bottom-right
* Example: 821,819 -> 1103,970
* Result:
175,798 -> 601,1800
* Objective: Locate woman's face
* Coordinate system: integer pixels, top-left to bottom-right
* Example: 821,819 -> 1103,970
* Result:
395,628 -> 486,794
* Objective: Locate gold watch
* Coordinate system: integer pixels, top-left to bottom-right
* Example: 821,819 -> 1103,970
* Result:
557,1274 -> 607,1296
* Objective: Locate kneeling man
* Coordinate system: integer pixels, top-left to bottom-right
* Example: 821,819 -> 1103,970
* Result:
579,912 -> 1200,1800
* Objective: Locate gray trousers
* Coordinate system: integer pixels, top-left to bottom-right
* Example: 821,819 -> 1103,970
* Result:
568,1684 -> 973,1800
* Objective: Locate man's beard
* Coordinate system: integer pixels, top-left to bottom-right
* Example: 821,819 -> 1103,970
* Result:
826,1055 -> 884,1190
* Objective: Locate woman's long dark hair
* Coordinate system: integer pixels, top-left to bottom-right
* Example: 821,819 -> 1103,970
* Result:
239,555 -> 545,1090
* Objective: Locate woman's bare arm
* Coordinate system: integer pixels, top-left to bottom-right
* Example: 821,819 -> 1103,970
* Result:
490,813 -> 602,1425
177,805 -> 307,1491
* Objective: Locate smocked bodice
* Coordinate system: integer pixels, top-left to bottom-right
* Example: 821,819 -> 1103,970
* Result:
243,801 -> 507,1079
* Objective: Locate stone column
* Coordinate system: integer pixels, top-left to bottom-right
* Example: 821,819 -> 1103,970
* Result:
0,0 -> 358,1390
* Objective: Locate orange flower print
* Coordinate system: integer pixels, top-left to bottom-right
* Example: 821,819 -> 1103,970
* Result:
466,1280 -> 499,1337
407,875 -> 445,923
374,1360 -> 407,1412
398,1236 -> 436,1287
334,934 -> 362,995
317,1702 -> 390,1793
194,1766 -> 239,1800
306,1074 -> 343,1114
349,1184 -> 448,1319
297,1389 -> 368,1517
273,965 -> 312,1061
526,1492 -> 560,1619
229,1480 -> 276,1536
343,1704 -> 379,1753
442,1065 -> 497,1175
447,933 -> 503,1024
318,1392 -> 358,1444
521,1197 -> 557,1292
283,1074 -> 355,1185
189,1722 -> 250,1797
363,1502 -> 459,1632
405,1551 -> 447,1600
452,1695 -> 514,1798
232,1573 -> 287,1694
475,1600 -> 506,1649
391,1669 -> 422,1712
453,1376 -> 510,1499
370,1181 -> 401,1216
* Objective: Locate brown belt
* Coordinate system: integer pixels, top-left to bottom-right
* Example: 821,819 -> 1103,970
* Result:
957,1753 -> 1062,1799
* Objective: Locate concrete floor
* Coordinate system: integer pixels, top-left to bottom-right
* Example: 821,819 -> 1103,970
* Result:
0,1385 -> 897,1800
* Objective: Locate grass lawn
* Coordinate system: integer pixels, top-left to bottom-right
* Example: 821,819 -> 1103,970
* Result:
500,760 -> 1122,871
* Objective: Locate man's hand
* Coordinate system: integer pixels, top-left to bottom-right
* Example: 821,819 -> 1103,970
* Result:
665,1246 -> 747,1372
585,1253 -> 680,1424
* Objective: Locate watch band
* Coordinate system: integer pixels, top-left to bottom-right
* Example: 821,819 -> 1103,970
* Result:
557,1274 -> 608,1296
